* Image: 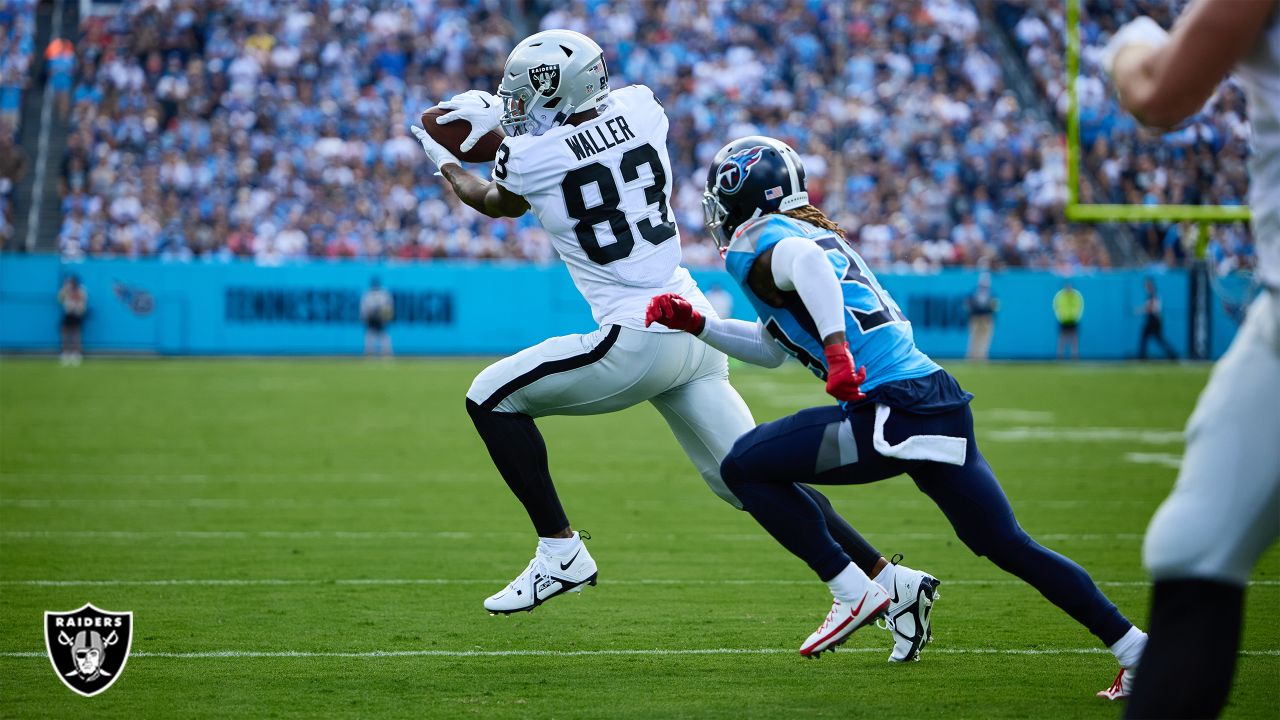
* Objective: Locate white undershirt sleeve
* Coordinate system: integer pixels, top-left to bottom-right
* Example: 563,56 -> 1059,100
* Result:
770,236 -> 846,341
697,317 -> 789,368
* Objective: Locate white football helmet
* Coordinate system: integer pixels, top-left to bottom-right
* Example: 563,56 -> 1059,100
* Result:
498,29 -> 609,137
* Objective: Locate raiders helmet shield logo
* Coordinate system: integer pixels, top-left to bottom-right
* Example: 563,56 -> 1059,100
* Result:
528,63 -> 561,97
44,603 -> 133,697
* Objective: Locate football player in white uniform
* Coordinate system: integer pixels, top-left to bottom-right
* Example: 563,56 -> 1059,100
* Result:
1105,1 -> 1280,715
409,29 -> 940,662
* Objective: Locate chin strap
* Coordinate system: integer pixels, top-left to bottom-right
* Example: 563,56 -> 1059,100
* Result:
548,101 -> 578,132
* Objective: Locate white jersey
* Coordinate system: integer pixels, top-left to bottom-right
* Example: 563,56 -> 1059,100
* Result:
493,85 -> 714,329
1237,10 -> 1280,288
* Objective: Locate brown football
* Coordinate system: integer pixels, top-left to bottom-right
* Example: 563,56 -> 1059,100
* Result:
419,107 -> 505,164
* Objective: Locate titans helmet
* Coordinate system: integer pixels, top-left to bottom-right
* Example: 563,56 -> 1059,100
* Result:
702,136 -> 809,249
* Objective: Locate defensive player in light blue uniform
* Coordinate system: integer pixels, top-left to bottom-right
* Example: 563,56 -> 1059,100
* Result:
646,136 -> 1147,697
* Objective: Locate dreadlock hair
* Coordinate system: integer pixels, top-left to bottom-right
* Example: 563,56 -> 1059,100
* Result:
776,205 -> 845,235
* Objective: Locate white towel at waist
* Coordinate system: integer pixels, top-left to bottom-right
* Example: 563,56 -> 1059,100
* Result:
872,404 -> 968,466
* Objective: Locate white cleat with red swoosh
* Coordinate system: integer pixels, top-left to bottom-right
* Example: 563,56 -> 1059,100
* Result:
1096,667 -> 1135,701
799,584 -> 892,658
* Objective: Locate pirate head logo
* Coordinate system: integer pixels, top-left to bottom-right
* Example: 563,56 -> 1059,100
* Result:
45,603 -> 133,696
715,146 -> 767,195
528,63 -> 561,97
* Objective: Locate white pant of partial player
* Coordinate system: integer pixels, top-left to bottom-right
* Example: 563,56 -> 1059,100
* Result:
1144,290 -> 1280,585
466,325 -> 753,508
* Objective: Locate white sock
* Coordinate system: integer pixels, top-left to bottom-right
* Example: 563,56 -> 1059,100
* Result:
1109,625 -> 1147,668
826,563 -> 873,604
539,532 -> 580,555
873,562 -> 896,589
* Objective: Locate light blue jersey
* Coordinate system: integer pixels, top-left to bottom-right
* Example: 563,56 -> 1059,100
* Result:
724,214 -> 941,392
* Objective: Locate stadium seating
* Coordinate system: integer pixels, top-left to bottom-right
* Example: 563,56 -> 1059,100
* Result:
0,0 -> 36,245
49,0 -> 1246,273
995,0 -> 1255,274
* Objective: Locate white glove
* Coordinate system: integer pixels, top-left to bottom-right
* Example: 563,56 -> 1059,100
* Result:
1102,16 -> 1170,78
436,90 -> 503,152
410,124 -> 461,174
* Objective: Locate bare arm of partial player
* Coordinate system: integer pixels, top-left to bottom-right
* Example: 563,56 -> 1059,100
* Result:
439,164 -> 529,219
1112,0 -> 1276,128
698,236 -> 848,366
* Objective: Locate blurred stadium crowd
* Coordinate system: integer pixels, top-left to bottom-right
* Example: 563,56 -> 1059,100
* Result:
996,0 -> 1254,274
0,0 -> 36,243
0,0 -> 1254,274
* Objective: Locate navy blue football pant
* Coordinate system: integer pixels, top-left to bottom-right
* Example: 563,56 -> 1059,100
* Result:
720,402 -> 1133,646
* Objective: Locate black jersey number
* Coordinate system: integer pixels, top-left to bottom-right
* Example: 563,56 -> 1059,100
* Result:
815,236 -> 906,333
561,143 -> 676,265
764,318 -> 827,380
494,143 -> 510,180
619,144 -> 677,247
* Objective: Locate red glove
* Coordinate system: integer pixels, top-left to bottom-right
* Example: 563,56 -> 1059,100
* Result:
823,342 -> 867,402
645,293 -> 705,334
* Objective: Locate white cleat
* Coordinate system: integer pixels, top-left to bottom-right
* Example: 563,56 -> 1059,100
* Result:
881,561 -> 941,663
799,584 -> 891,658
483,537 -> 598,615
1097,667 -> 1135,701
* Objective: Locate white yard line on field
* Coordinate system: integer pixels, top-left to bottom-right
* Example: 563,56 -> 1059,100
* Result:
0,498 -> 406,509
3,578 -> 1276,588
972,409 -> 1057,423
984,427 -> 1184,444
0,647 -> 1276,659
0,530 -> 1147,541
0,473 -> 419,484
0,497 -> 1155,510
1123,452 -> 1184,469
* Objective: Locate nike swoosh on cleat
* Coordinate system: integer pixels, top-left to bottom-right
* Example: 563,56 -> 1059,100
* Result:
849,591 -> 868,617
560,549 -> 581,571
803,595 -> 867,656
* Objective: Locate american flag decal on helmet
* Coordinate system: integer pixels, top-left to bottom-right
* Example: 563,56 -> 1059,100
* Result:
764,186 -> 783,200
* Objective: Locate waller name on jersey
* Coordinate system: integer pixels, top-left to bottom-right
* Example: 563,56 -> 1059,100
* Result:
564,116 -> 637,161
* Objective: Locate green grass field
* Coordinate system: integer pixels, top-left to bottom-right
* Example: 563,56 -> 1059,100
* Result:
1,358 -> 1276,718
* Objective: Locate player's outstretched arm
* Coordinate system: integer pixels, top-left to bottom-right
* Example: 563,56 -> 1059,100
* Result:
410,124 -> 528,219
698,318 -> 790,368
440,165 -> 529,219
1106,0 -> 1275,129
644,293 -> 788,367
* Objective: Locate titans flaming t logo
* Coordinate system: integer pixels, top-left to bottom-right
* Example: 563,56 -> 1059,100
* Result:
716,146 -> 766,195
45,603 -> 133,697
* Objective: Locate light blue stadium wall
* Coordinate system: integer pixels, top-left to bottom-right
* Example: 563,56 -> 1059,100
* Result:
0,254 -> 1241,359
